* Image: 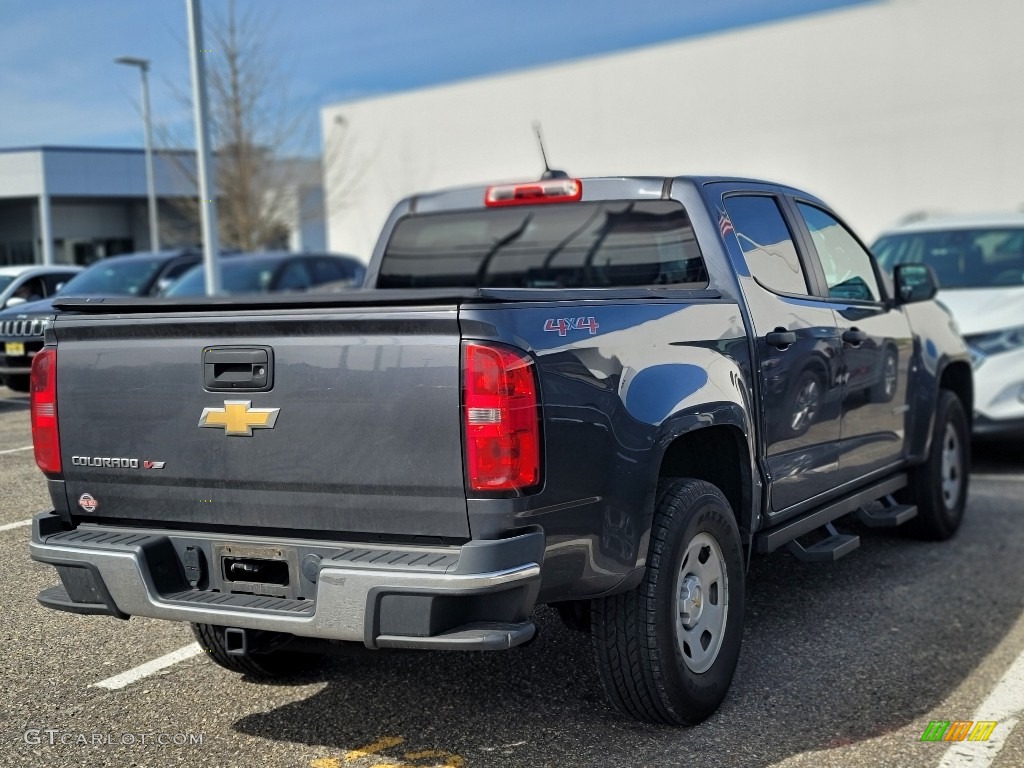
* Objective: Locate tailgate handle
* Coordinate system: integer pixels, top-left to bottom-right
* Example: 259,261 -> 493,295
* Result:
203,346 -> 273,391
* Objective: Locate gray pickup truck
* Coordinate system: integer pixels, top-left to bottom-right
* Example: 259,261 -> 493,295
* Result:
28,175 -> 972,725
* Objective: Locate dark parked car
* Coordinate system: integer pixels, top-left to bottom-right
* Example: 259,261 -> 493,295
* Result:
163,252 -> 365,297
0,250 -> 204,391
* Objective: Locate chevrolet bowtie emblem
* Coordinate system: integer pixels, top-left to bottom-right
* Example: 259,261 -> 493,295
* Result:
198,400 -> 280,436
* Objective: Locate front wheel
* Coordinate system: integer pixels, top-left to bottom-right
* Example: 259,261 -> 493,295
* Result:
900,390 -> 970,540
591,479 -> 745,725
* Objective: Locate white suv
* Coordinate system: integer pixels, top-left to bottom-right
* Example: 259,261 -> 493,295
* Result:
873,214 -> 1024,440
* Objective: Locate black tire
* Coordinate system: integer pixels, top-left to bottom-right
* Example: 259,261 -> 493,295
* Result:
899,390 -> 970,540
869,348 -> 898,403
191,623 -> 326,678
4,374 -> 30,393
591,479 -> 745,725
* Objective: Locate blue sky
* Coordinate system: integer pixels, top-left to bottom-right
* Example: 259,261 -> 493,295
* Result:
0,0 -> 869,153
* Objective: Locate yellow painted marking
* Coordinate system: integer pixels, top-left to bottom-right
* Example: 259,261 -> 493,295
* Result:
343,736 -> 405,762
311,737 -> 465,768
401,749 -> 465,767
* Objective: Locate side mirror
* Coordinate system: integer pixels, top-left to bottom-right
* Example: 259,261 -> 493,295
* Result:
893,263 -> 938,304
4,296 -> 26,308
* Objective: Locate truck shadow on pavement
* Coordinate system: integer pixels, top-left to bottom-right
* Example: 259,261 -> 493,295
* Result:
233,489 -> 1022,767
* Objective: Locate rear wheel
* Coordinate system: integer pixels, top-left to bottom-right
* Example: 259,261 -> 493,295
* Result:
591,479 -> 744,725
191,623 -> 327,678
4,374 -> 30,392
900,390 -> 969,540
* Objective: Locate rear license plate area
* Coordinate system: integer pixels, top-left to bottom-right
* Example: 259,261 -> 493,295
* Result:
212,543 -> 299,599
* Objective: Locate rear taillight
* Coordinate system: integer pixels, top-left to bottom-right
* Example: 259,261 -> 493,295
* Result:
462,343 -> 540,492
31,347 -> 61,474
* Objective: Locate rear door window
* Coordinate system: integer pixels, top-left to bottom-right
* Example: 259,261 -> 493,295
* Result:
723,195 -> 809,296
377,200 -> 708,289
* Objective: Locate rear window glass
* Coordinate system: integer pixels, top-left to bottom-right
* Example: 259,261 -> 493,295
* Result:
377,200 -> 709,289
166,260 -> 284,296
60,257 -> 165,296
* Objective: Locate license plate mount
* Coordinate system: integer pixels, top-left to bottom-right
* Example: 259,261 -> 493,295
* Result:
212,543 -> 299,599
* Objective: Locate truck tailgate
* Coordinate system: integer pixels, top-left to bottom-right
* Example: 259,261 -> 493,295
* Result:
52,308 -> 469,538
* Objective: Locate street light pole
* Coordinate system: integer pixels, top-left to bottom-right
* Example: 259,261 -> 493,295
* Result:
185,0 -> 221,295
115,56 -> 160,253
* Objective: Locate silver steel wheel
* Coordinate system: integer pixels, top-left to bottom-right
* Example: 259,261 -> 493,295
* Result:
883,354 -> 897,398
940,422 -> 963,509
790,376 -> 820,432
674,532 -> 729,674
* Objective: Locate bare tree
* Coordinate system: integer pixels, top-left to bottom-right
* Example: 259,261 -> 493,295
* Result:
160,0 -> 344,252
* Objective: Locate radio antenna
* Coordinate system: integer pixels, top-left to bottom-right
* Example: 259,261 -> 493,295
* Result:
533,121 -> 568,180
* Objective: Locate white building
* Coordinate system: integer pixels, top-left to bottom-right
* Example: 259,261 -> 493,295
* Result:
321,0 -> 1024,261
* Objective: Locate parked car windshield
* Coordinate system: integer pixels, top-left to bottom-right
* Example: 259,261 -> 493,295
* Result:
0,277 -> 14,293
58,257 -> 166,296
873,227 -> 1024,289
166,260 -> 282,296
377,200 -> 709,289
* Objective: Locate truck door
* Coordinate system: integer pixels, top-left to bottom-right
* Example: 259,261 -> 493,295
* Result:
718,192 -> 844,513
788,201 -> 913,482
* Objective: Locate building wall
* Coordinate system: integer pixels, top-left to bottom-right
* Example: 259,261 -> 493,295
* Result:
0,147 -> 324,262
322,0 -> 1024,260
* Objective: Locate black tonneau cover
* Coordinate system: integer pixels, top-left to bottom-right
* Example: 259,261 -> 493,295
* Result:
54,287 -> 720,314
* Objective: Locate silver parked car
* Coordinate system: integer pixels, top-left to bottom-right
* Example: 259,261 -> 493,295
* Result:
873,213 -> 1024,439
0,264 -> 81,310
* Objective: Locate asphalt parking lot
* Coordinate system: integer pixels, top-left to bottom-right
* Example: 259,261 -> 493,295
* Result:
1,386 -> 1022,768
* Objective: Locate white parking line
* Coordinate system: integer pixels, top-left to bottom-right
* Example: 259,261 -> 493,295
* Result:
0,519 -> 31,532
937,643 -> 1024,767
0,445 -> 32,456
972,474 -> 1024,482
91,643 -> 204,690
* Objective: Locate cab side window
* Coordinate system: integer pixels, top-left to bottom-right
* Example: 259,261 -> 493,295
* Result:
43,273 -> 73,295
796,203 -> 881,302
724,195 -> 809,296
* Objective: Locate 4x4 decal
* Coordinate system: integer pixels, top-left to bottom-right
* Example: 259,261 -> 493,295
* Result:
544,317 -> 599,336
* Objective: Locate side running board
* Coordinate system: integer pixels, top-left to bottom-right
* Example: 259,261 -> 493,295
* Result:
756,474 -> 908,557
786,522 -> 860,562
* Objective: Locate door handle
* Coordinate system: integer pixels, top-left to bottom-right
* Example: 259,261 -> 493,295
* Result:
842,328 -> 867,346
203,346 -> 274,391
765,328 -> 797,349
